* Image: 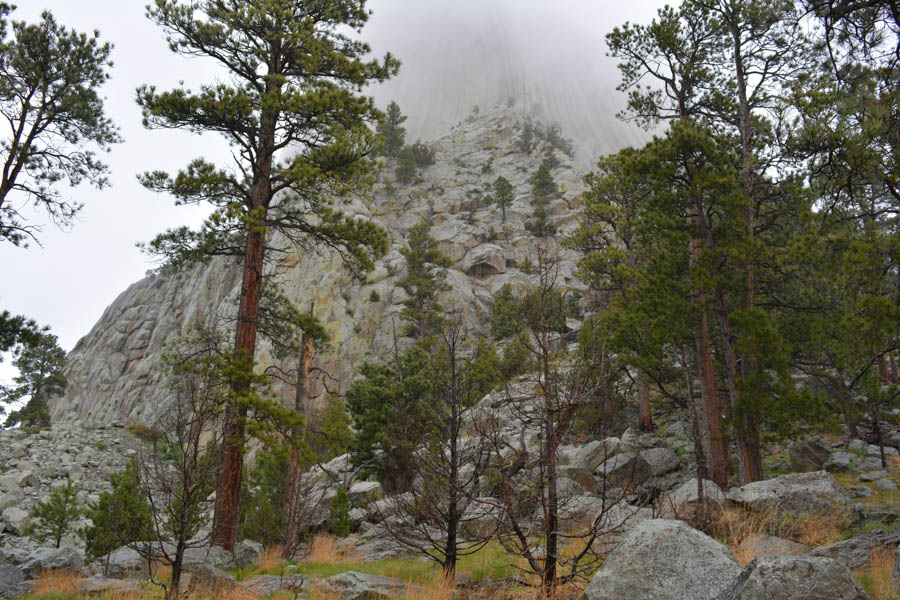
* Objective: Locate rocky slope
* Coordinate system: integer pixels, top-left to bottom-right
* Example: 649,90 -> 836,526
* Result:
51,104 -> 590,426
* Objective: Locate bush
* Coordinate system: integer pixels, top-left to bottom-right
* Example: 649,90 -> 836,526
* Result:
29,481 -> 82,548
328,486 -> 351,538
395,146 -> 417,183
410,140 -> 435,168
82,460 -> 153,559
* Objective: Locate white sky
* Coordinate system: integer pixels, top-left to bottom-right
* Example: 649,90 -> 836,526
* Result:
0,0 -> 668,365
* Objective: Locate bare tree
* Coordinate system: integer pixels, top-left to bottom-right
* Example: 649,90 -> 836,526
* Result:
374,315 -> 499,577
134,327 -> 228,600
474,250 -> 634,593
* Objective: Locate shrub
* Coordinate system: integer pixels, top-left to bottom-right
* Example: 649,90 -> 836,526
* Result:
410,140 -> 435,168
29,481 -> 82,548
395,146 -> 417,183
82,460 -> 153,559
328,486 -> 351,538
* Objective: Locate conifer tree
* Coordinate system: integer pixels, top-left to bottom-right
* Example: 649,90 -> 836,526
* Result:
492,176 -> 514,222
137,0 -> 397,549
3,330 -> 67,428
528,164 -> 557,238
29,480 -> 82,548
395,145 -> 417,183
377,100 -> 407,158
398,223 -> 452,340
0,5 -> 120,246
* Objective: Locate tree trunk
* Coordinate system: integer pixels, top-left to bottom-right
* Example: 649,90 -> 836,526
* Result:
210,95 -> 277,549
282,334 -> 314,557
638,379 -> 654,432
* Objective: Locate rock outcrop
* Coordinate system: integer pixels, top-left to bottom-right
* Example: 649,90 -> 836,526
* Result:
716,556 -> 869,600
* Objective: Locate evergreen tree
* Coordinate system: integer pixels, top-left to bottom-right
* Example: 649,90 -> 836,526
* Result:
409,140 -> 435,168
137,0 -> 397,550
398,223 -> 452,340
395,145 -> 417,183
3,330 -> 67,428
377,100 -> 407,158
489,283 -> 524,340
83,461 -> 154,560
528,164 -> 557,238
29,480 -> 82,548
0,6 -> 120,246
328,486 -> 351,537
492,176 -> 514,222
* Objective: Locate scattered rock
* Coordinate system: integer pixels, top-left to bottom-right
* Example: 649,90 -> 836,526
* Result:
788,440 -> 830,473
824,452 -> 861,473
875,479 -> 898,491
0,564 -> 25,600
737,533 -> 809,560
0,507 -> 30,536
583,519 -> 742,600
77,575 -> 140,594
726,471 -> 855,523
349,481 -> 383,507
595,452 -> 652,491
0,491 -> 24,512
20,546 -> 84,577
860,470 -> 889,482
90,546 -> 150,579
640,447 -> 680,477
716,556 -> 868,600
809,530 -> 900,570
320,570 -> 417,600
185,563 -> 236,591
662,479 -> 725,517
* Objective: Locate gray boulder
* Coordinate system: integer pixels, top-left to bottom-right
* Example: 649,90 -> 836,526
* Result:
824,452 -> 862,473
77,575 -> 140,595
809,530 -> 900,570
737,534 -> 809,560
321,571 -> 417,600
90,546 -> 150,579
184,563 -> 236,591
716,556 -> 868,600
788,440 -> 830,473
242,574 -> 307,595
595,452 -> 652,491
349,481 -> 383,506
0,491 -> 24,512
0,564 -> 25,600
20,546 -> 84,577
584,519 -> 742,600
875,478 -> 898,491
726,471 -> 854,522
558,494 -> 606,532
662,478 -> 725,518
1,507 -> 30,535
640,447 -> 680,477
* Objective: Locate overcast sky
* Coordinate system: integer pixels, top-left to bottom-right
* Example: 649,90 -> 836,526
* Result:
0,0 -> 668,363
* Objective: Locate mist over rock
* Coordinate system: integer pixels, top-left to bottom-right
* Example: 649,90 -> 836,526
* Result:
51,105 -> 594,425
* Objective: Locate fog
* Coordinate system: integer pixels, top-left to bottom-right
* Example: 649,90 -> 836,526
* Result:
364,0 -> 666,162
0,0 -> 668,363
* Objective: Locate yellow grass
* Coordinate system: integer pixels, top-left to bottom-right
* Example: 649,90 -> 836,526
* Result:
305,533 -> 362,563
30,569 -> 81,596
713,506 -> 774,565
404,574 -> 456,600
258,544 -> 287,572
861,547 -> 898,600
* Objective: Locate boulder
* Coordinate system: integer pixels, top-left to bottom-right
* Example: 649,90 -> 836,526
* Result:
640,447 -> 680,477
90,546 -> 150,579
20,546 -> 84,577
875,479 -> 898,491
809,530 -> 900,570
860,470 -> 889,482
77,575 -> 140,594
242,574 -> 307,595
662,479 -> 725,517
558,440 -> 614,489
726,471 -> 855,523
595,452 -> 652,491
0,564 -> 25,600
184,563 -> 236,591
558,494 -> 606,532
824,452 -> 861,473
461,243 -> 506,277
349,481 -> 383,507
0,507 -> 30,536
0,491 -> 24,512
716,556 -> 868,600
320,571 -> 417,600
584,519 -> 742,600
460,499 -> 502,539
788,440 -> 830,473
737,534 -> 809,560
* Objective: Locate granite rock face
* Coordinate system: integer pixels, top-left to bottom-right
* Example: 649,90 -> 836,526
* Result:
50,105 -> 589,426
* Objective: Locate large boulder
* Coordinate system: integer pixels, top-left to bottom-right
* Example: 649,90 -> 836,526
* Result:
716,556 -> 868,600
461,243 -> 506,277
558,440 -> 615,490
77,576 -> 141,595
726,471 -> 855,522
460,499 -> 502,539
90,546 -> 149,579
736,534 -> 809,560
661,479 -> 726,518
640,447 -> 680,477
558,494 -> 606,532
20,547 -> 84,577
1,507 -> 30,536
788,440 -> 831,473
0,564 -> 25,600
184,563 -> 236,591
594,452 -> 652,491
349,481 -> 383,507
824,452 -> 862,473
583,519 -> 742,600
320,571 -> 417,600
808,530 -> 900,570
242,574 -> 307,595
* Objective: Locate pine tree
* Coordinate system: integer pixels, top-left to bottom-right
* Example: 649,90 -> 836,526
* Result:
83,461 -> 154,560
377,100 -> 407,158
395,146 -> 417,183
528,164 -> 557,238
0,6 -> 120,246
29,480 -> 82,548
398,223 -> 452,340
3,330 -> 67,428
492,176 -> 514,222
137,0 -> 397,550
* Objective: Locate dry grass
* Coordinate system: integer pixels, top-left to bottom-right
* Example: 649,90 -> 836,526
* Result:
304,533 -> 362,563
859,547 -> 898,600
258,544 -> 287,572
188,582 -> 258,600
790,508 -> 847,548
30,569 -> 81,596
711,506 -> 773,565
404,574 -> 456,600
